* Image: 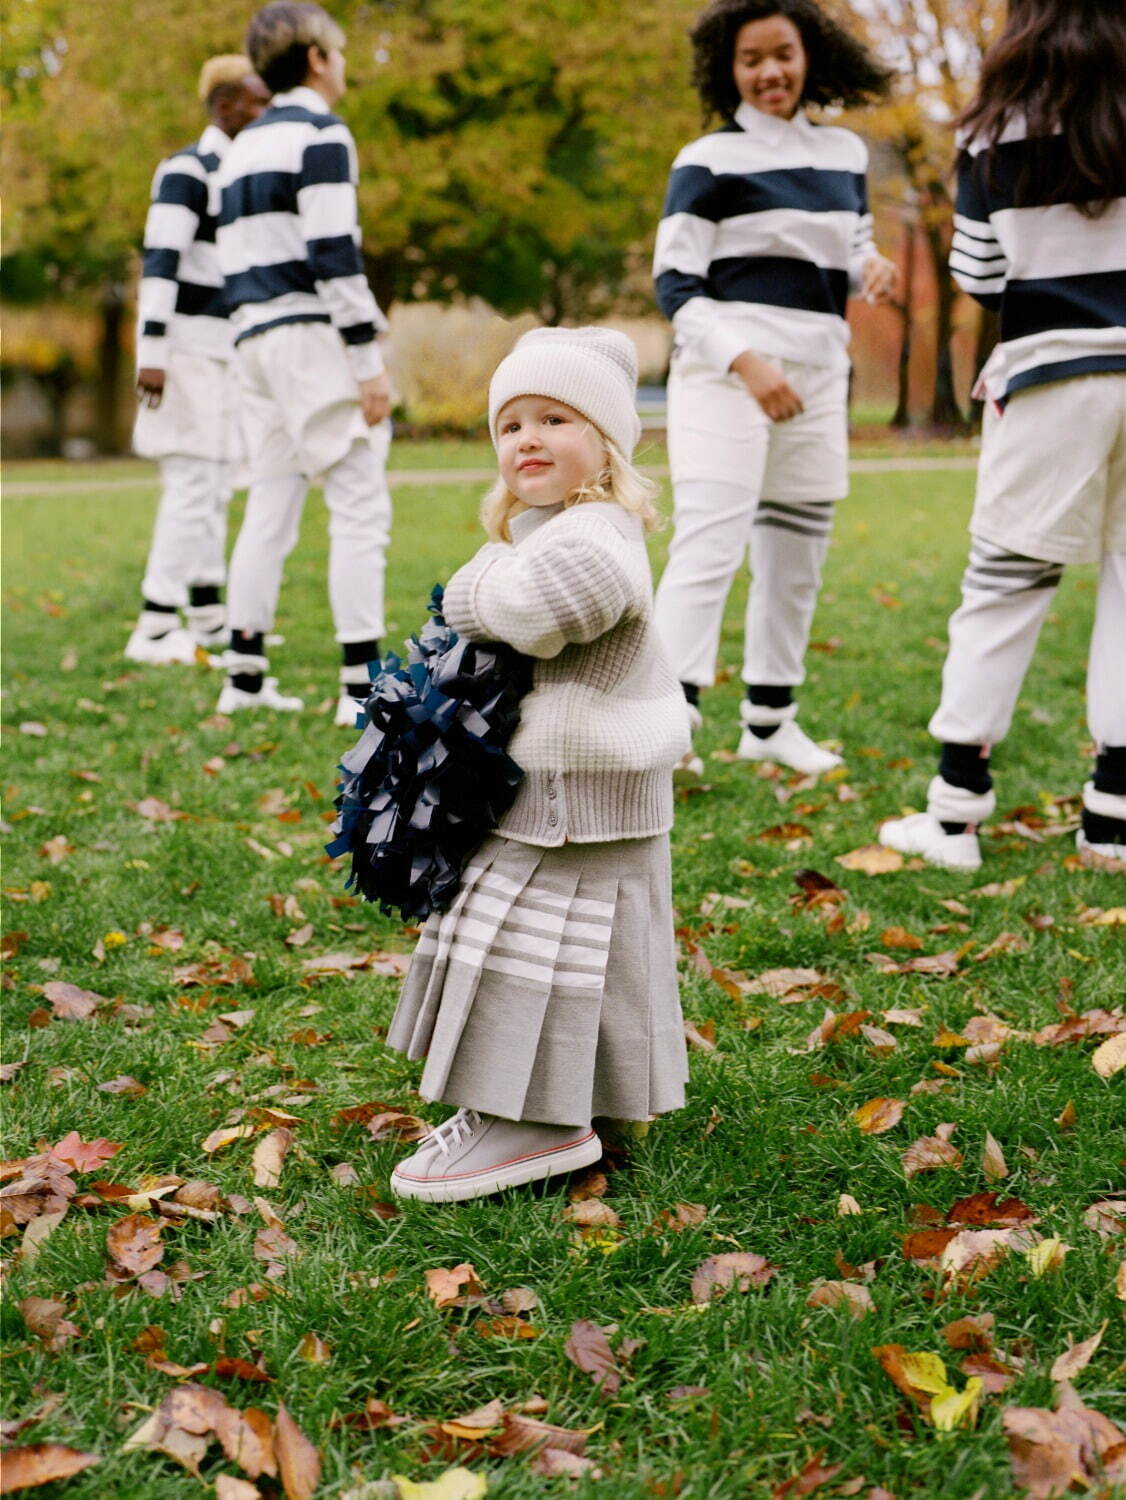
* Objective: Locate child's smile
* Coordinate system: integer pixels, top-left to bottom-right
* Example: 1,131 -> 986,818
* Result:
496,395 -> 606,508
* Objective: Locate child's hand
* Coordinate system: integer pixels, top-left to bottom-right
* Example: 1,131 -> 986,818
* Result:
136,368 -> 165,408
359,373 -> 392,425
861,252 -> 899,305
730,350 -> 804,422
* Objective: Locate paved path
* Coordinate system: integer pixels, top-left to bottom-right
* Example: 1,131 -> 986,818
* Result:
3,454 -> 978,498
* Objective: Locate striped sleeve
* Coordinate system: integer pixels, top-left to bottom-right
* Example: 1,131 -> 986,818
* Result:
136,155 -> 207,368
847,171 -> 877,290
297,123 -> 386,380
950,151 -> 1008,309
653,162 -> 753,375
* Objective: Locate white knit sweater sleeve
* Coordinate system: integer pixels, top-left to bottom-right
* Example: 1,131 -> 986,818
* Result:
443,518 -> 635,660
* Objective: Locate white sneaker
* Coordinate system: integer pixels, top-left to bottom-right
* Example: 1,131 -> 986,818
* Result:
215,676 -> 304,714
1077,782 -> 1126,869
1075,831 -> 1126,871
124,625 -> 201,666
878,812 -> 982,871
736,717 -> 843,776
390,1108 -> 603,1203
674,702 -> 705,782
334,692 -> 366,729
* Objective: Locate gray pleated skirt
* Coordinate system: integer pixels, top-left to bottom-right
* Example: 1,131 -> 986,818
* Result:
386,833 -> 688,1127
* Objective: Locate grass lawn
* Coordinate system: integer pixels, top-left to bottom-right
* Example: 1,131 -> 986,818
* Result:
1,450 -> 1123,1499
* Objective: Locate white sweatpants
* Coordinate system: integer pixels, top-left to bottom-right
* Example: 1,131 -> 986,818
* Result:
141,456 -> 232,607
654,481 -> 835,687
226,430 -> 392,644
930,541 -> 1126,749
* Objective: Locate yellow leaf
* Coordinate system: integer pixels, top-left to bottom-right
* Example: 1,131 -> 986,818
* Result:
1090,907 -> 1126,924
897,1351 -> 950,1396
201,1123 -> 258,1154
393,1468 -> 488,1500
836,844 -> 903,875
931,1376 -> 983,1431
1092,1032 -> 1126,1079
1027,1237 -> 1070,1277
1115,1260 -> 1125,1301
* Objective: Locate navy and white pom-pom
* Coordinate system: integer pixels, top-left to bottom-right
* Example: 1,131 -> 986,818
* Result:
327,585 -> 529,923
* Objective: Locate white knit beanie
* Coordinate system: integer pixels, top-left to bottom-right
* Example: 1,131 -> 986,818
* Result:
488,326 -> 642,459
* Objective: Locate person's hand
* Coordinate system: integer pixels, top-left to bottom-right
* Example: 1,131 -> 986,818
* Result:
137,367 -> 166,408
861,252 -> 899,305
359,372 -> 392,426
730,350 -> 804,422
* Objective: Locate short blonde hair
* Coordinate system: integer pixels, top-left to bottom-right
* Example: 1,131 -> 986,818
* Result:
481,439 -> 661,543
246,3 -> 344,91
197,54 -> 254,103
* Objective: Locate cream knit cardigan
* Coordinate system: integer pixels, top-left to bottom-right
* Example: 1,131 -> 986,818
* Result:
442,500 -> 691,846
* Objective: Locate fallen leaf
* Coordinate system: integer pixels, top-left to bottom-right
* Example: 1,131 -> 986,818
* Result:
741,967 -> 828,998
252,1129 -> 293,1189
202,1124 -> 258,1154
296,1332 -> 332,1364
1026,1237 -> 1070,1277
97,1075 -> 146,1097
51,1132 -> 123,1173
690,1251 -> 776,1304
931,1377 -> 983,1432
42,982 -> 105,1021
213,1357 -> 273,1384
1082,1199 -> 1126,1237
837,844 -> 903,875
974,931 -> 1030,962
18,1297 -> 79,1352
946,1192 -> 1036,1228
490,1411 -> 589,1458
131,797 -> 186,822
805,1281 -> 874,1317
902,1127 -> 963,1178
216,1478 -> 262,1500
852,1097 -> 905,1135
772,1449 -> 844,1499
1050,1323 -> 1106,1383
871,1344 -> 950,1407
982,1131 -> 1008,1182
837,1193 -> 862,1216
38,835 -> 74,865
563,1200 -> 623,1229
880,926 -> 923,950
650,1202 -> 707,1233
285,924 -> 315,948
942,1313 -> 995,1351
425,1264 -> 483,1310
392,1470 -> 486,1500
0,1444 -> 100,1491
961,1352 -> 1020,1394
972,877 -> 1025,898
1092,1032 -> 1126,1078
275,1403 -> 320,1500
1003,1387 -> 1126,1498
564,1319 -> 621,1395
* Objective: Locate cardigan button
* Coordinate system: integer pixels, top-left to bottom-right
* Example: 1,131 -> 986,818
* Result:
547,810 -> 558,827
547,786 -> 557,800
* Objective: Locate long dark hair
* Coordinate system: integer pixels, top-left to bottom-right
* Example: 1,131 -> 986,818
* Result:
958,0 -> 1126,213
689,0 -> 891,123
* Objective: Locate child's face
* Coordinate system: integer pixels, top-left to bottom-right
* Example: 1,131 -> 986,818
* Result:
733,14 -> 808,119
310,42 -> 347,102
496,396 -> 606,510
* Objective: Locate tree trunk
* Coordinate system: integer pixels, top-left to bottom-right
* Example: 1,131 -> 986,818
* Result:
922,218 -> 965,429
891,217 -> 916,429
95,280 -> 125,454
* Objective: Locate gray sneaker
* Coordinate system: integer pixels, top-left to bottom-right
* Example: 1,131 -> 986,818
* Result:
390,1108 -> 602,1203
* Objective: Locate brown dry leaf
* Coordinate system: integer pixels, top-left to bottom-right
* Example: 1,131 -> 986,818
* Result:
490,1411 -> 590,1458
500,1287 -> 540,1317
683,1019 -> 716,1052
757,822 -> 814,844
1083,1199 -> 1126,1237
42,982 -> 106,1021
1050,1323 -> 1107,1383
973,877 -> 1026,898
132,797 -> 187,822
691,1251 -> 777,1304
947,1192 -> 1036,1228
880,926 -> 923,950
106,1214 -> 163,1276
274,1403 -> 320,1500
741,967 -> 828,998
1003,1387 -> 1126,1497
805,1281 -> 874,1318
216,1478 -> 262,1500
38,835 -> 74,864
51,1132 -> 123,1173
962,1352 -> 1020,1394
942,1314 -> 995,1351
974,931 -> 1030,962
1055,1100 -> 1077,1129
528,1448 -> 598,1478
852,1097 -> 905,1135
0,1443 -> 101,1490
440,1398 -> 506,1440
97,1075 -> 146,1097
213,1357 -> 273,1384
1092,1031 -> 1126,1078
18,1297 -> 79,1352
772,1449 -> 844,1499
940,1228 -> 1037,1283
365,1111 -> 431,1143
562,1200 -> 623,1229
651,1202 -> 707,1234
202,1124 -> 258,1154
1116,1261 -> 1126,1301
791,868 -> 846,908
284,924 -> 315,949
861,1024 -> 898,1056
563,1319 -> 621,1395
982,1131 -> 1009,1182
837,1194 -> 862,1216
297,1332 -> 332,1364
121,1408 -> 209,1478
868,950 -> 961,978
837,844 -> 903,875
252,1129 -> 293,1190
901,1228 -> 958,1264
425,1264 -> 484,1310
871,1345 -> 951,1411
902,1126 -> 963,1178
475,1315 -> 542,1340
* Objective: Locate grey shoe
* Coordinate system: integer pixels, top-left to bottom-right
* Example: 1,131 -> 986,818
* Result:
390,1108 -> 602,1203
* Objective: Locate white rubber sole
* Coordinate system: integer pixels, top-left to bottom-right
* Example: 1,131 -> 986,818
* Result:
390,1127 -> 603,1203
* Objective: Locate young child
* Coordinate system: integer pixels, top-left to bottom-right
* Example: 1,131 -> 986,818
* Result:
127,56 -> 270,665
215,1 -> 393,723
653,0 -> 896,778
879,0 -> 1126,871
387,328 -> 692,1203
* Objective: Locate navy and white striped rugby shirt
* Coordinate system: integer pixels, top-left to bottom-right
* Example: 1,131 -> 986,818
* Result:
653,102 -> 876,374
136,124 -> 232,370
216,86 -> 386,379
951,117 -> 1126,405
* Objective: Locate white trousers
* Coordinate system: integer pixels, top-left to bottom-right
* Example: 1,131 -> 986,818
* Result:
226,429 -> 392,644
653,480 -> 835,687
141,456 -> 231,607
930,542 -> 1126,749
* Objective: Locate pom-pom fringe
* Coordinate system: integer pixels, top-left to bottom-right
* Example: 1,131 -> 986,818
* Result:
327,585 -> 530,922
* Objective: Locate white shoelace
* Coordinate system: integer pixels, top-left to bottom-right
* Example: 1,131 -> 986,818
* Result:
426,1108 -> 482,1158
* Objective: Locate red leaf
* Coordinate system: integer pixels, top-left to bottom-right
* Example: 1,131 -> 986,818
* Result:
50,1132 -> 123,1174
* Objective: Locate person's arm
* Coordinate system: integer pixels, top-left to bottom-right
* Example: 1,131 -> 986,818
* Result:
442,523 -> 635,660
136,154 -> 207,404
297,121 -> 390,420
847,165 -> 897,305
949,148 -> 1008,310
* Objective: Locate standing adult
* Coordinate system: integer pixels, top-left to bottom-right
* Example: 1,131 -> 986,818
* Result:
127,57 -> 270,665
215,1 -> 393,725
653,0 -> 896,778
879,0 -> 1126,871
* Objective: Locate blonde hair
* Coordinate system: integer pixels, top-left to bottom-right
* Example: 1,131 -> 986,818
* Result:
481,438 -> 661,543
245,3 -> 344,91
197,54 -> 254,103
